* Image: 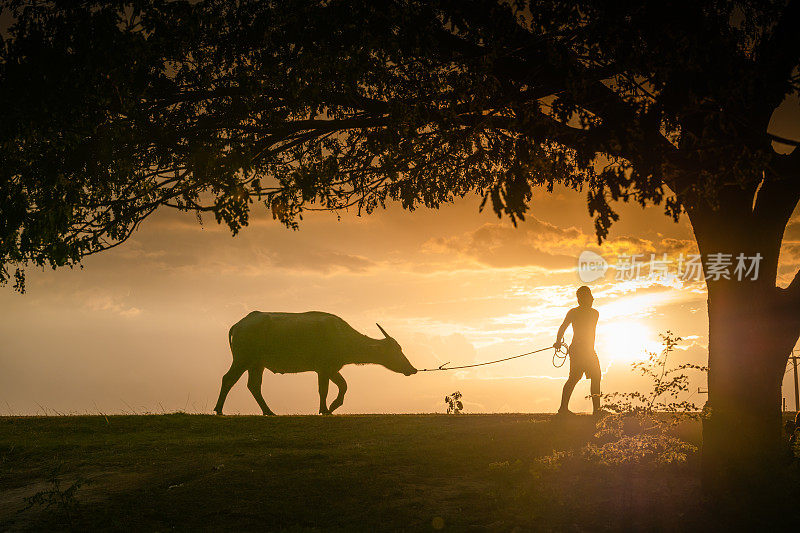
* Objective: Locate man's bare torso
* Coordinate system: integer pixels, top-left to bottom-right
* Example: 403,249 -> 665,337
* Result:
565,305 -> 599,357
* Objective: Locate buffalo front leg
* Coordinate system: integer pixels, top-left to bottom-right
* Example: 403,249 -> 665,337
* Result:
247,367 -> 275,416
317,372 -> 331,415
327,372 -> 348,413
214,363 -> 246,415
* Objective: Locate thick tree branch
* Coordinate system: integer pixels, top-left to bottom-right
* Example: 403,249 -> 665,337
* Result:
768,132 -> 800,147
782,268 -> 800,327
756,152 -> 800,228
790,268 -> 800,293
462,112 -> 592,148
527,46 -> 681,181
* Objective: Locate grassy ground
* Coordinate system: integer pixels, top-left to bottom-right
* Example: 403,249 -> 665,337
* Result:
0,414 -> 796,531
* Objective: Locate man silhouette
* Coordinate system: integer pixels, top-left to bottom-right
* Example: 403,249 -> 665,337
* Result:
554,285 -> 602,415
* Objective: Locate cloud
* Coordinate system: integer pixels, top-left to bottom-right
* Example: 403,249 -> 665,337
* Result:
784,220 -> 800,241
116,243 -> 200,270
425,219 -> 586,269
265,249 -> 376,273
112,224 -> 377,276
403,332 -> 479,370
782,242 -> 800,263
82,292 -> 141,317
425,217 -> 700,272
778,242 -> 800,286
657,238 -> 699,255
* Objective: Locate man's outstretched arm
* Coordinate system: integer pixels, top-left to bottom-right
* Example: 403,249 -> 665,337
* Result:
554,310 -> 572,348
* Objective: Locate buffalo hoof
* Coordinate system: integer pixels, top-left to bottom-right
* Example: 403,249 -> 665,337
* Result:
319,409 -> 332,416
214,409 -> 223,416
262,411 -> 276,416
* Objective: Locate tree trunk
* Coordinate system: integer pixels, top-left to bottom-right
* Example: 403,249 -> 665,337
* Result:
689,207 -> 798,501
701,281 -> 788,497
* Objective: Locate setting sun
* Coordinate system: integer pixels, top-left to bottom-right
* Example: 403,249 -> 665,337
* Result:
597,321 -> 662,365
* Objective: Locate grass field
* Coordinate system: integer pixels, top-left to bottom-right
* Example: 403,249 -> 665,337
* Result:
0,414 -> 797,531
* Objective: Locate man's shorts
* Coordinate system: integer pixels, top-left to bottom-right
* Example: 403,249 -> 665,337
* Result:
568,348 -> 601,380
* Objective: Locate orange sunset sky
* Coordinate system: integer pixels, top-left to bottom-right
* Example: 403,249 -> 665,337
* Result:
1,103 -> 799,417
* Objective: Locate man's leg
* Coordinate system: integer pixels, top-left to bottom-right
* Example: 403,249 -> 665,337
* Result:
559,356 -> 583,413
590,377 -> 601,413
588,354 -> 602,414
559,376 -> 580,413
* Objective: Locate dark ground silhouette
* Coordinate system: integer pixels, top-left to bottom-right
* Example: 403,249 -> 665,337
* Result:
3,414 -> 799,531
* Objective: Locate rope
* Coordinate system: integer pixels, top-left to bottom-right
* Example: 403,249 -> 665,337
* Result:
417,343 -> 569,372
552,345 -> 569,368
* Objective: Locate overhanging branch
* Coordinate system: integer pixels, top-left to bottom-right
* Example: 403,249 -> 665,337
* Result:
758,0 -> 800,109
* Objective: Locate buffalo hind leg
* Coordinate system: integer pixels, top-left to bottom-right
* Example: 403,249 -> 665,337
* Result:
214,363 -> 246,415
317,372 -> 331,415
247,367 -> 275,416
327,372 -> 348,413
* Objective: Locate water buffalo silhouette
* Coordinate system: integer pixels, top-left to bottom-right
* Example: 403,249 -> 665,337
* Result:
213,311 -> 417,415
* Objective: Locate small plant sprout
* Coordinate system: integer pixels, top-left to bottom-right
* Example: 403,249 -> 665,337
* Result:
445,392 -> 464,414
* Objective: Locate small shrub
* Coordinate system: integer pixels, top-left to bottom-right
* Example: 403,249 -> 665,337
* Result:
541,332 -> 706,469
601,331 -> 706,418
580,432 -> 698,467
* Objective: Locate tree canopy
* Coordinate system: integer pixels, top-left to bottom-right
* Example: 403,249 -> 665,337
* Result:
1,0 -> 799,291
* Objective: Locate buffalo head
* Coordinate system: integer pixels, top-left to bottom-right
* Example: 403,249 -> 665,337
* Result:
376,323 -> 417,376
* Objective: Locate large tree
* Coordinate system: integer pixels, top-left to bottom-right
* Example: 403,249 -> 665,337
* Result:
2,0 -> 799,493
